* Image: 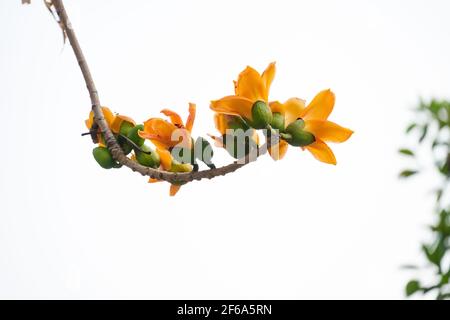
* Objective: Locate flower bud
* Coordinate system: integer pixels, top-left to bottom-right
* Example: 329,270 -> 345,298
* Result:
271,112 -> 285,131
194,136 -> 214,164
92,146 -> 116,169
285,119 -> 315,147
251,101 -> 273,129
136,144 -> 160,168
119,121 -> 135,136
127,124 -> 145,147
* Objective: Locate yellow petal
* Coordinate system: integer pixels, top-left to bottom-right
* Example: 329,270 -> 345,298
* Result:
301,89 -> 335,121
185,103 -> 196,133
210,96 -> 254,121
110,114 -> 136,134
252,130 -> 260,146
261,62 -> 276,99
283,98 -> 307,125
305,140 -> 337,165
235,66 -> 267,101
86,107 -> 115,129
269,101 -> 284,114
268,139 -> 289,161
141,118 -> 179,149
169,184 -> 182,196
214,113 -> 228,135
160,109 -> 184,127
304,120 -> 353,143
156,148 -> 173,170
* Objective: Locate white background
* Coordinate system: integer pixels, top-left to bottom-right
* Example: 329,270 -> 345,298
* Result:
1,0 -> 449,299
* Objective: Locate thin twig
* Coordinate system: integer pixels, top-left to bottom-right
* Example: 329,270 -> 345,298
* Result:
51,0 -> 271,184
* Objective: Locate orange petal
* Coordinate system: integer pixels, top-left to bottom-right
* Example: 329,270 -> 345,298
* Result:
305,140 -> 337,165
110,114 -> 136,134
160,109 -> 184,127
268,140 -> 289,161
252,130 -> 260,146
169,184 -> 182,196
282,98 -> 307,125
210,96 -> 254,121
261,62 -> 276,100
214,113 -> 228,135
268,139 -> 289,161
156,148 -> 173,170
142,118 -> 179,149
301,89 -> 335,121
185,103 -> 196,133
235,66 -> 267,101
86,107 -> 115,129
207,134 -> 224,148
304,120 -> 353,143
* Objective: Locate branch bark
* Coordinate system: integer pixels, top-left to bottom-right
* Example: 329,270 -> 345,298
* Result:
51,0 -> 271,184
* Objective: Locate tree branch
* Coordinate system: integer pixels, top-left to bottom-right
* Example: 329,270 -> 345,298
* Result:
51,0 -> 272,184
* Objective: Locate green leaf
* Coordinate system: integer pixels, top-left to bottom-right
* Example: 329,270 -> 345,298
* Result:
399,170 -> 418,178
406,123 -> 417,134
406,280 -> 421,296
399,148 -> 414,156
419,124 -> 428,143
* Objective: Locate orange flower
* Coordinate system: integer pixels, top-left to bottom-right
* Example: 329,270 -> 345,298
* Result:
85,107 -> 135,146
210,63 -> 276,128
138,103 -> 196,196
270,90 -> 353,165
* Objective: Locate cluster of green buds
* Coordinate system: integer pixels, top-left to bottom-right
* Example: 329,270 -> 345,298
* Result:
92,120 -> 160,170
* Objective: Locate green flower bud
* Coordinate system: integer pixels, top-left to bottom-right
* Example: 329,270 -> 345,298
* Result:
92,146 -> 116,169
194,137 -> 214,164
251,101 -> 272,129
119,121 -> 135,136
285,119 -> 315,147
119,140 -> 133,155
227,116 -> 250,131
271,112 -> 285,131
127,124 -> 145,147
136,144 -> 160,168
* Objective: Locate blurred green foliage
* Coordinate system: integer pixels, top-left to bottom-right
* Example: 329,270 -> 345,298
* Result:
399,99 -> 450,299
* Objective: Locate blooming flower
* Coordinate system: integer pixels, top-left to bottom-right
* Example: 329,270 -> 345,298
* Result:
85,107 -> 135,146
210,62 -> 276,129
270,89 -> 353,164
138,104 -> 196,196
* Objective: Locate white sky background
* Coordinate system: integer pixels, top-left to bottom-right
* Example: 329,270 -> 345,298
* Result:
1,0 -> 449,299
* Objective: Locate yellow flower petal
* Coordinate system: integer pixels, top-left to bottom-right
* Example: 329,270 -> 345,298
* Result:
185,103 -> 196,133
160,109 -> 184,127
304,120 -> 353,143
86,107 -> 115,129
305,140 -> 337,165
261,62 -> 276,99
110,114 -> 136,134
210,96 -> 254,121
301,89 -> 335,121
214,113 -> 228,135
268,139 -> 289,161
169,184 -> 182,196
141,118 -> 180,149
156,148 -> 173,170
282,98 -> 307,125
235,66 -> 267,101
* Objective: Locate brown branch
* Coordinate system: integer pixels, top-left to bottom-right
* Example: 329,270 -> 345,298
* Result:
51,0 -> 271,184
